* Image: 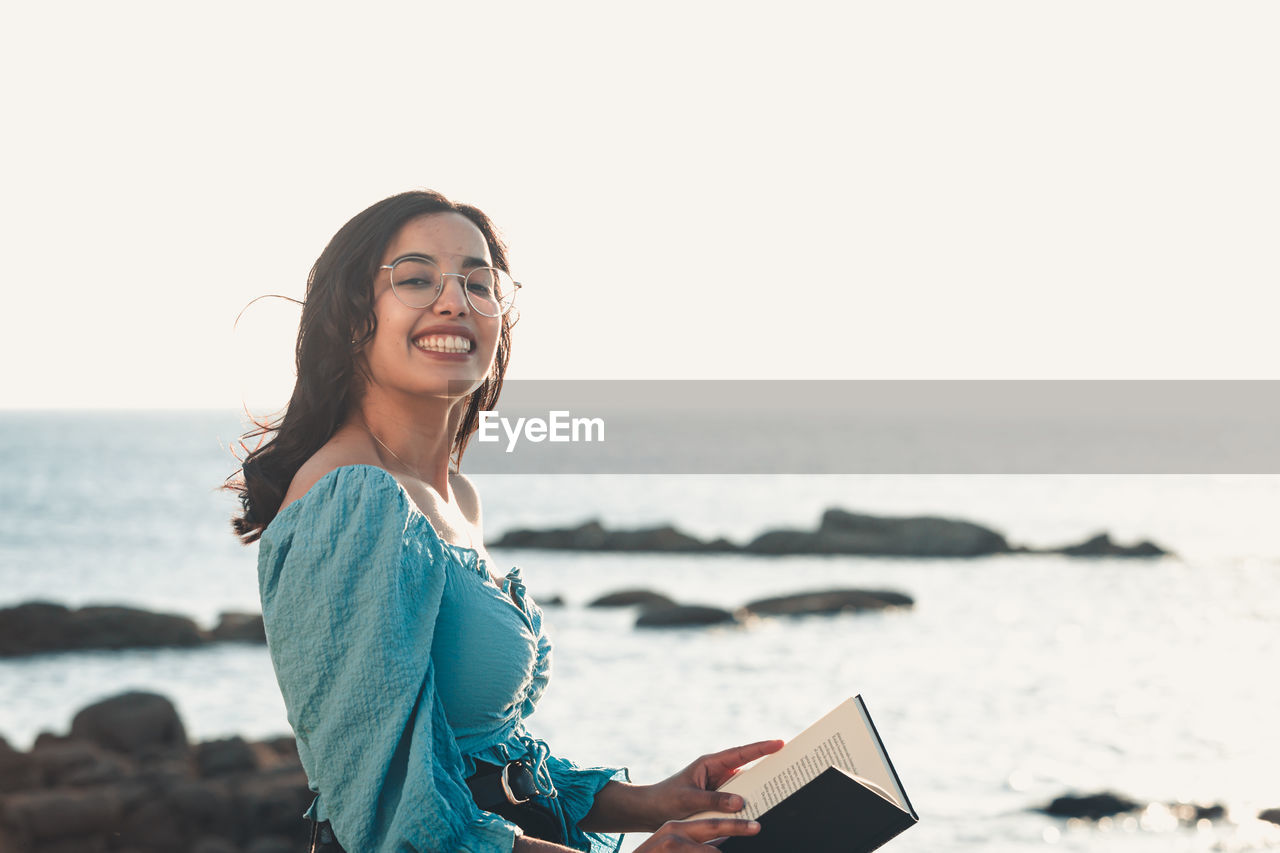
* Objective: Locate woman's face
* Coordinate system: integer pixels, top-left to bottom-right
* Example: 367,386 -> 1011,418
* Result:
360,212 -> 502,404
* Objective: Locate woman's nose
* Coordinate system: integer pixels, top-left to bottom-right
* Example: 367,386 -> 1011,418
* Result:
433,274 -> 469,314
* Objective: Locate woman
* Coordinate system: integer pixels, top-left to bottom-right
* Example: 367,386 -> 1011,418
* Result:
230,190 -> 779,852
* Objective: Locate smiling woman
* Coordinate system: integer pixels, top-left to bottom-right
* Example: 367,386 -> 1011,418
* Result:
225,190 -> 778,853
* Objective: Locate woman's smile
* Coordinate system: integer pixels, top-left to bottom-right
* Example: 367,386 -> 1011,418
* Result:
412,322 -> 478,357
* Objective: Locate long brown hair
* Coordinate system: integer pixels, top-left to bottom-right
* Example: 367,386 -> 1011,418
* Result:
228,190 -> 514,543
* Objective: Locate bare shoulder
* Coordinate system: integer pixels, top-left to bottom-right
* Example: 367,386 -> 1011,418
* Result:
449,470 -> 484,527
279,430 -> 381,514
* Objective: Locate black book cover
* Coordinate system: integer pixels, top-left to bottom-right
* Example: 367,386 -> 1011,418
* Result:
718,766 -> 918,853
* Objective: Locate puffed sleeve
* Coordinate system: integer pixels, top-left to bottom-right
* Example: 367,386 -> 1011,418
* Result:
257,466 -> 522,852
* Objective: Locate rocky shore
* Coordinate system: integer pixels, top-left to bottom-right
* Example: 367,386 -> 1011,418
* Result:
1036,791 -> 1280,831
0,692 -> 310,853
0,604 -> 265,658
586,586 -> 915,629
0,581 -> 921,653
3,693 -> 1276,853
0,584 -> 918,656
491,508 -> 1170,558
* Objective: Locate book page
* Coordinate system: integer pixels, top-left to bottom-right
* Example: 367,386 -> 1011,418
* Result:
692,696 -> 907,820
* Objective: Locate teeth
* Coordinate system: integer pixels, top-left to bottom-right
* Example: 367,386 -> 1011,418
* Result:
415,334 -> 472,354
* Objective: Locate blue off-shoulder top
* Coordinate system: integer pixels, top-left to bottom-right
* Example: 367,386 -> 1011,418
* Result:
257,465 -> 627,852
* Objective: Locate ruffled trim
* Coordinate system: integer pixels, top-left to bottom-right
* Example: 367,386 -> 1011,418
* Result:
467,733 -> 629,853
545,755 -> 630,853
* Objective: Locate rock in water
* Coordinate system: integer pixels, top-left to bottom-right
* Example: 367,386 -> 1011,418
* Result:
1039,792 -> 1142,819
194,736 -> 259,777
0,601 -> 207,656
745,589 -> 914,616
70,692 -> 188,756
635,605 -> 739,628
211,612 -> 267,643
746,510 -> 1010,556
588,589 -> 677,608
493,520 -> 714,552
1055,532 -> 1169,557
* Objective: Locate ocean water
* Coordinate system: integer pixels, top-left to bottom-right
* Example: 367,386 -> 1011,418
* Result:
1,411 -> 1278,852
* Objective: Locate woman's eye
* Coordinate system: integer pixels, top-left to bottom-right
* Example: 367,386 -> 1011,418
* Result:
403,278 -> 436,289
468,282 -> 494,296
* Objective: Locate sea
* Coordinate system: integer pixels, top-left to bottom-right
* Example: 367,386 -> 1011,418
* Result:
1,411 -> 1278,852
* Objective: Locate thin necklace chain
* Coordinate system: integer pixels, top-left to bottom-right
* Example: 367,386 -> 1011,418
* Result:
364,424 -> 475,551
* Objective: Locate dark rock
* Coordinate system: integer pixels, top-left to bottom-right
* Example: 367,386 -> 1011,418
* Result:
0,735 -> 37,793
635,605 -> 739,628
32,731 -> 69,750
195,737 -> 259,777
1039,791 -> 1142,819
260,736 -> 301,766
70,692 -> 188,757
1259,807 -> 1280,826
192,837 -> 240,853
0,788 -> 123,840
0,601 -> 207,657
29,739 -> 130,787
607,525 -> 708,551
0,694 -> 317,853
212,612 -> 266,644
743,529 -> 821,554
234,771 -> 314,836
588,589 -> 677,609
246,837 -> 295,853
161,778 -> 236,834
490,511 -> 1170,560
821,510 -> 1009,556
493,520 -> 609,550
747,510 -> 1010,557
117,795 -> 188,852
1054,532 -> 1170,558
745,589 -> 914,616
1168,801 -> 1227,822
493,520 -> 718,552
539,595 -> 566,607
34,839 -> 110,853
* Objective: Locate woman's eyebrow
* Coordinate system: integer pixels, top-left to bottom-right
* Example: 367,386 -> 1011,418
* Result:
389,252 -> 490,268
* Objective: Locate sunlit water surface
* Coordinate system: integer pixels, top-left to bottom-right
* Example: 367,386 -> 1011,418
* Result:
1,412 -> 1278,851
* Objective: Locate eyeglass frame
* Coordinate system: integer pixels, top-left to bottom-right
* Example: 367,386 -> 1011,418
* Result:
378,256 -> 522,317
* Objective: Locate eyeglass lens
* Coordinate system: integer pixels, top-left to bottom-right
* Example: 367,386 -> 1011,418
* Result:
390,258 -> 516,316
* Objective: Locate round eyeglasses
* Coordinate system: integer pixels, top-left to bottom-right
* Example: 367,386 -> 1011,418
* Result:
380,257 -> 521,317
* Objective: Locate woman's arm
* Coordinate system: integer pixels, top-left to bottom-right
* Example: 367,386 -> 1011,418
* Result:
515,818 -> 763,852
579,740 -> 784,833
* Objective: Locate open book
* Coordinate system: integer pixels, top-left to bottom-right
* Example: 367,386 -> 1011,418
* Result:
693,696 -> 918,852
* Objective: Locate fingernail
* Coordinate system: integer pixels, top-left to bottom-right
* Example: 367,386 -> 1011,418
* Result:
729,796 -> 744,810
748,821 -> 761,831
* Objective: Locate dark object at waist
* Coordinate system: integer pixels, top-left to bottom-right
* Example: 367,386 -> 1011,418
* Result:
468,758 -> 541,808
307,759 -> 564,851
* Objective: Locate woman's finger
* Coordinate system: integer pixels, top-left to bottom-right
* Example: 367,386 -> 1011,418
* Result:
663,817 -> 761,844
681,788 -> 746,816
701,739 -> 785,784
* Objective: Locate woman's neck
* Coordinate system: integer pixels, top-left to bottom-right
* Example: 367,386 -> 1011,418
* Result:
349,393 -> 461,499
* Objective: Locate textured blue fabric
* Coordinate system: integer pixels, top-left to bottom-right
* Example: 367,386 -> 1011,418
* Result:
258,465 -> 627,853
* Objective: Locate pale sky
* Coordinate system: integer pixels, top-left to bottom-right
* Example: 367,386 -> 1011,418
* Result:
2,1 -> 1277,410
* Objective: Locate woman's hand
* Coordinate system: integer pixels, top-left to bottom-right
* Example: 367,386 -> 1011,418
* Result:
579,739 -> 784,834
640,739 -> 785,828
632,816 -> 762,851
